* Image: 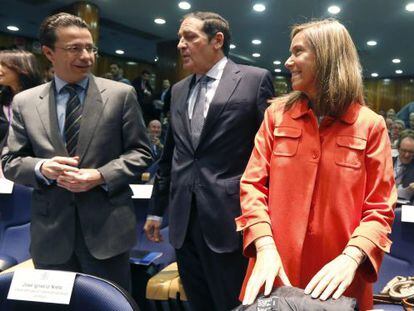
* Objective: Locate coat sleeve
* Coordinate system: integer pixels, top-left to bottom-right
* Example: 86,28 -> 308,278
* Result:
98,87 -> 153,195
1,95 -> 45,189
346,116 -> 397,282
235,104 -> 276,257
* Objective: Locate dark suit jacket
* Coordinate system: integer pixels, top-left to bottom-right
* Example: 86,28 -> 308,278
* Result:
150,60 -> 274,252
1,76 -> 153,264
393,156 -> 414,189
0,106 -> 8,153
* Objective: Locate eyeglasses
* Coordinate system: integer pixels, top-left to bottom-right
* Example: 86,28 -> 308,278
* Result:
399,148 -> 414,155
55,45 -> 98,55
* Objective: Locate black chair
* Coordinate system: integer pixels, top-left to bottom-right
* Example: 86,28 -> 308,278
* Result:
0,271 -> 140,310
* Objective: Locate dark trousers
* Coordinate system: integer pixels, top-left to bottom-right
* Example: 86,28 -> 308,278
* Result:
33,212 -> 131,292
176,202 -> 247,311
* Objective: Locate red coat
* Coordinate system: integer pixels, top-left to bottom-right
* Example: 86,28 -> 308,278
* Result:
236,99 -> 396,310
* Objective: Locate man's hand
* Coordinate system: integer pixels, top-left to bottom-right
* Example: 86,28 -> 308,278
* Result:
57,168 -> 104,192
144,219 -> 162,242
40,156 -> 79,180
242,236 -> 291,305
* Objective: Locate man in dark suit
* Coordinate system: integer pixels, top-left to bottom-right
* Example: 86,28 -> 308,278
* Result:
144,11 -> 274,310
132,70 -> 155,124
1,13 -> 152,291
394,130 -> 414,201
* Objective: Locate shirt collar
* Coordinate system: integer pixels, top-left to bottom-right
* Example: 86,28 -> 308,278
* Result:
195,56 -> 228,83
54,75 -> 89,94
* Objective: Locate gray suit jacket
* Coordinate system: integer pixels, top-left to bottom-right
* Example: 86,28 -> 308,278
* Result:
150,60 -> 275,251
1,76 -> 152,264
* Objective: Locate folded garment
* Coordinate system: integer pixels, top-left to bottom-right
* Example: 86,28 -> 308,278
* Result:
233,286 -> 358,311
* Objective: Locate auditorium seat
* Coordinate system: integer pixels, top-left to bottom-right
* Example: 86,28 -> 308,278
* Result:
0,271 -> 140,310
0,183 -> 32,271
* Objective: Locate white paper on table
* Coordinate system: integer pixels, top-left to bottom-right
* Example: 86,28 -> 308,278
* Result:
7,269 -> 76,305
129,184 -> 154,199
401,205 -> 414,223
0,178 -> 14,194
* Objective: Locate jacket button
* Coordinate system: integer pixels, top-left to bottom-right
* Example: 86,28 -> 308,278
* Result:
312,150 -> 319,159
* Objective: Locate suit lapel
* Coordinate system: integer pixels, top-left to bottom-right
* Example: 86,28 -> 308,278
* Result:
198,60 -> 241,145
36,82 -> 67,155
76,76 -> 107,162
175,75 -> 195,149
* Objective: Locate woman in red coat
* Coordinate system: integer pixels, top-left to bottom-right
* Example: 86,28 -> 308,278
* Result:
236,19 -> 396,310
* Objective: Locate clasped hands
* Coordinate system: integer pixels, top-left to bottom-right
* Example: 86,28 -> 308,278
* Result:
40,156 -> 104,192
242,236 -> 362,305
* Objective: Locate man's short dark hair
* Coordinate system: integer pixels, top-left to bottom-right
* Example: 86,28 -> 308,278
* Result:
397,129 -> 414,149
39,12 -> 90,48
142,70 -> 150,75
183,11 -> 231,56
110,63 -> 122,69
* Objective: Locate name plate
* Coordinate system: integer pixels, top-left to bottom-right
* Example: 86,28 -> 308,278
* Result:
402,205 -> 414,223
130,184 -> 153,199
8,269 -> 76,305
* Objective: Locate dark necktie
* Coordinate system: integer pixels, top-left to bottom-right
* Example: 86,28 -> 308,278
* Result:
191,75 -> 211,147
63,84 -> 82,156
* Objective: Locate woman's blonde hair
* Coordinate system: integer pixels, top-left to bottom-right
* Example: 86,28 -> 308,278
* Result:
280,19 -> 364,117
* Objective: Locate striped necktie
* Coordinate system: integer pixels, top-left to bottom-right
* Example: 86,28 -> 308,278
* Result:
191,75 -> 212,148
63,84 -> 82,156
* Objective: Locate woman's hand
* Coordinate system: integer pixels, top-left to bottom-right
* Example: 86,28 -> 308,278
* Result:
304,247 -> 364,300
242,236 -> 291,305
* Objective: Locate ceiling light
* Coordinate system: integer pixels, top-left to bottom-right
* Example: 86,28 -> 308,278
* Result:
392,58 -> 401,64
406,2 -> 414,11
154,57 -> 159,62
252,39 -> 262,45
115,50 -> 125,55
178,1 -> 191,10
229,44 -> 236,49
273,60 -> 281,65
6,25 -> 19,31
327,5 -> 341,14
253,3 -> 266,12
274,69 -> 282,73
127,61 -> 137,65
396,69 -> 403,74
371,73 -> 379,77
252,53 -> 261,58
366,40 -> 377,46
154,18 -> 166,25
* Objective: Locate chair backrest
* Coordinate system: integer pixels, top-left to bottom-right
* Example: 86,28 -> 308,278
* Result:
374,207 -> 414,292
0,271 -> 140,310
0,184 -> 32,263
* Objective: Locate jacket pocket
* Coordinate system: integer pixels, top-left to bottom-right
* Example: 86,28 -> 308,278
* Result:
273,127 -> 302,156
225,179 -> 240,196
335,135 -> 366,169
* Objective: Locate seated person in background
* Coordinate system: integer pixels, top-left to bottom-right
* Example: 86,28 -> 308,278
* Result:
393,130 -> 414,201
409,112 -> 414,129
148,119 -> 163,160
109,63 -> 131,85
386,108 -> 396,120
397,101 -> 414,127
390,119 -> 406,148
141,119 -> 163,184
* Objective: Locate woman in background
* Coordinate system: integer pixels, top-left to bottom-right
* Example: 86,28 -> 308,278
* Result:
236,19 -> 396,310
0,50 -> 42,176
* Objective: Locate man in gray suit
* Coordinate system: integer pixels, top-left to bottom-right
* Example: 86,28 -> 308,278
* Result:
1,13 -> 152,291
144,11 -> 274,310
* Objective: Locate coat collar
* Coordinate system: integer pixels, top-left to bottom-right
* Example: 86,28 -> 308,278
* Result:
36,75 -> 107,162
289,97 -> 361,125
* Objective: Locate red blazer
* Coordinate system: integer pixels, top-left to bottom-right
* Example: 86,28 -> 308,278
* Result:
236,98 -> 396,310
